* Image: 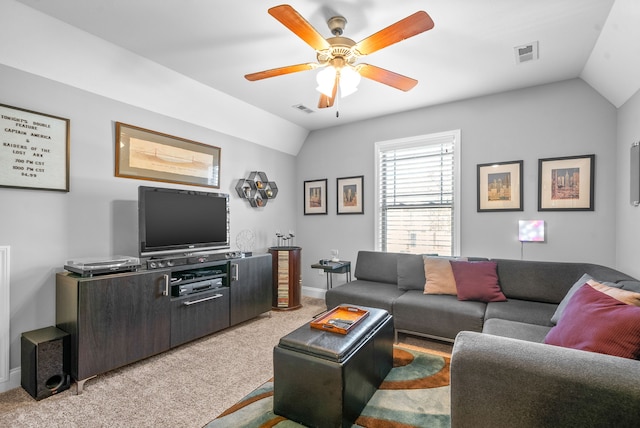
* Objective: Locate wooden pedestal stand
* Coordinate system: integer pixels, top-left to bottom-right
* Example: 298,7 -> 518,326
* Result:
269,246 -> 302,310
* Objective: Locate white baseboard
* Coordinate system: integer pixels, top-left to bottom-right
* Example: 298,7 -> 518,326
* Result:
0,367 -> 21,393
302,286 -> 326,300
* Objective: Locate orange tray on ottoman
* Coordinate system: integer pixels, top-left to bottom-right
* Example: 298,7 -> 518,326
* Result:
310,305 -> 369,334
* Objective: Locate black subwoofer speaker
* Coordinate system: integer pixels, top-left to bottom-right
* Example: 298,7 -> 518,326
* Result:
21,326 -> 71,400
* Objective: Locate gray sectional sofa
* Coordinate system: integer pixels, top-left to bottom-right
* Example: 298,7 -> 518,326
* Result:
325,250 -> 640,427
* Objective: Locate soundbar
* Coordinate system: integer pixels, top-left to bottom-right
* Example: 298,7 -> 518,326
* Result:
146,252 -> 234,269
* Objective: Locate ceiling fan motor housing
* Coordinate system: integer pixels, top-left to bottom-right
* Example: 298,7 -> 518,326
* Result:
328,16 -> 347,36
317,37 -> 358,66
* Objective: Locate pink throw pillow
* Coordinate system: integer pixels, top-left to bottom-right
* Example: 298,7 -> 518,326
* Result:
423,256 -> 459,295
544,283 -> 640,359
450,260 -> 506,302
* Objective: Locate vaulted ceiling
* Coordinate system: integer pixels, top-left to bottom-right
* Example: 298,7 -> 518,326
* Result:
10,0 -> 640,151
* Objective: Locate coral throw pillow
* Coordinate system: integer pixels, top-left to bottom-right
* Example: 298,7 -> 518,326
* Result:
423,256 -> 459,295
544,283 -> 640,359
450,260 -> 506,302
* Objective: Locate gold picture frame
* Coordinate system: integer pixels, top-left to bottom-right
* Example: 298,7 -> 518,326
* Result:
115,122 -> 220,188
0,103 -> 70,192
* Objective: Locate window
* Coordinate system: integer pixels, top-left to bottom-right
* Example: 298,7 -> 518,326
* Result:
375,130 -> 460,256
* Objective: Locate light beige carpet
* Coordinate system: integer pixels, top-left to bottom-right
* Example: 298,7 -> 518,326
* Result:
0,296 -> 451,427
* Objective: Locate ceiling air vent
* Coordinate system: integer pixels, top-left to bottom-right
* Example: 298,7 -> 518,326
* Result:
292,104 -> 314,114
514,41 -> 539,64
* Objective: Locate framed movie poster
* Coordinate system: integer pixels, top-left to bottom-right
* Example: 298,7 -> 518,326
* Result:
115,122 -> 221,188
304,178 -> 327,215
0,103 -> 70,192
538,154 -> 594,211
337,175 -> 364,214
477,160 -> 523,212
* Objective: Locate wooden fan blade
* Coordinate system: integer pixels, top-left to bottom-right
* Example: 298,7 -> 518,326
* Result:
357,64 -> 418,91
318,74 -> 339,108
245,63 -> 317,81
354,11 -> 434,56
269,4 -> 331,52
318,93 -> 335,109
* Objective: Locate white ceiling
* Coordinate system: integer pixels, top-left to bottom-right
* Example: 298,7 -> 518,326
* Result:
13,0 -> 640,133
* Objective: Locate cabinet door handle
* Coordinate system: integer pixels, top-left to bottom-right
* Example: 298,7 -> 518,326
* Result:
162,274 -> 169,296
182,294 -> 223,306
231,263 -> 239,281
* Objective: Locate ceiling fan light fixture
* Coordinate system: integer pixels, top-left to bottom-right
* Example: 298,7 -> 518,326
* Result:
316,66 -> 337,96
339,65 -> 361,97
316,64 -> 361,98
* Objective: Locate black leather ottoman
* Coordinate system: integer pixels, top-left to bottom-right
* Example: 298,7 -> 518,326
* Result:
273,305 -> 393,428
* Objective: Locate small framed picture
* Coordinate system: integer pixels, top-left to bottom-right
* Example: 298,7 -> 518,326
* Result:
538,154 -> 595,211
477,160 -> 523,212
304,178 -> 327,215
337,175 -> 364,215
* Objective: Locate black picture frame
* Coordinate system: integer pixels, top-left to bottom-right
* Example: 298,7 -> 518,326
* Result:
538,154 -> 595,211
477,160 -> 523,212
304,178 -> 327,215
0,103 -> 70,192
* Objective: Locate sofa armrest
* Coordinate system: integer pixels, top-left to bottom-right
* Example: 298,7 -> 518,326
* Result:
450,331 -> 640,428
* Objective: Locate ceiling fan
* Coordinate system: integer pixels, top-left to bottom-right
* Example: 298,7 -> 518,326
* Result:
245,4 -> 435,109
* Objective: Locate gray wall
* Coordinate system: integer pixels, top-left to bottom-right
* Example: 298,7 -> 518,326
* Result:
2,65 -> 635,379
1,65 -> 297,371
616,88 -> 640,278
297,78 -> 619,290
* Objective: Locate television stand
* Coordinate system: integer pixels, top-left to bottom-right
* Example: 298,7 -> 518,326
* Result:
56,253 -> 272,393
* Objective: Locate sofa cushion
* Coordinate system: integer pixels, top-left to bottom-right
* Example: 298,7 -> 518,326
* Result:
544,283 -> 640,359
485,298 -> 557,327
450,260 -> 506,302
397,253 -> 427,291
423,256 -> 458,295
482,318 -> 551,343
353,251 -> 398,284
393,291 -> 486,341
493,259 -> 635,304
325,280 -> 405,313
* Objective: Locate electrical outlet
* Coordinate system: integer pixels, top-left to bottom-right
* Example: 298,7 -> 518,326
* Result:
318,269 -> 325,276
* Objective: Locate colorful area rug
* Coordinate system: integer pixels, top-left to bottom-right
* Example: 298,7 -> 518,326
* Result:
205,346 -> 450,427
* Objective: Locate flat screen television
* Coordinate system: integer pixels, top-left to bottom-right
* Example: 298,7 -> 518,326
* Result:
138,186 -> 230,257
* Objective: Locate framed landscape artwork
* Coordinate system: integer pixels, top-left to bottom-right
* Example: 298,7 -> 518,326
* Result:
304,178 -> 327,215
477,160 -> 523,212
538,154 -> 595,211
337,175 -> 364,214
115,122 -> 221,188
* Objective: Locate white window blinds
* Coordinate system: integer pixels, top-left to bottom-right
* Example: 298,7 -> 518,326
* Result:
375,131 -> 459,256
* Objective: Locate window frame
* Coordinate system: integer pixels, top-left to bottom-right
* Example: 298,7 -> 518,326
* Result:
374,130 -> 461,255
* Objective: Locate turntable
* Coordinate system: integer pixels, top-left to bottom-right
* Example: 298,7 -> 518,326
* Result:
64,255 -> 141,277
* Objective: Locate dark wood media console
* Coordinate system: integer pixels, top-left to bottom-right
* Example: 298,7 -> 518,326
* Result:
55,253 -> 272,393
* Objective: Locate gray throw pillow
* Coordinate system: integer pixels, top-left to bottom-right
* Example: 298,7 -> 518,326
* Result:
617,280 -> 640,293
